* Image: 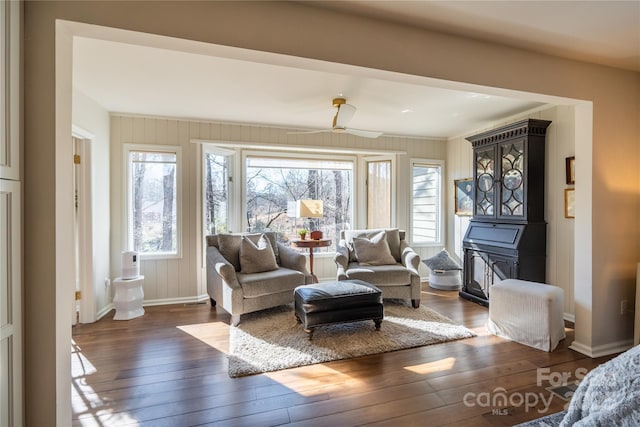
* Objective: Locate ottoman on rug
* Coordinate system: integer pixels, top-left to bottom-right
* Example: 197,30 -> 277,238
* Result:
294,280 -> 383,340
488,279 -> 566,351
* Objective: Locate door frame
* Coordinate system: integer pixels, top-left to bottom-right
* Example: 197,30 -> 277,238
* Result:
72,125 -> 96,324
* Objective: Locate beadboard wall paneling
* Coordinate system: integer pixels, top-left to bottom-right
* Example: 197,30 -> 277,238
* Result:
110,115 -> 446,306
445,105 -> 576,317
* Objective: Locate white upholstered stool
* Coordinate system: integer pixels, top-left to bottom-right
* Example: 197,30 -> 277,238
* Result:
488,279 -> 565,351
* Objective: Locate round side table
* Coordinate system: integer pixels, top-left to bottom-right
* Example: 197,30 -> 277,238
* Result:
113,275 -> 145,320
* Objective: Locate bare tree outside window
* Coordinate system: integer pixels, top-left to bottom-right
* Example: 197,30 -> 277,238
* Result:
243,157 -> 353,251
129,149 -> 179,255
204,152 -> 228,235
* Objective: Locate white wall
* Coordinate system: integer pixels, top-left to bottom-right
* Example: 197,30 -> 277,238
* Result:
446,105 -> 576,318
72,88 -> 111,319
110,114 -> 447,297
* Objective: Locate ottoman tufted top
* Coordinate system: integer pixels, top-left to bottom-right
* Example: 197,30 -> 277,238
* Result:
294,280 -> 382,313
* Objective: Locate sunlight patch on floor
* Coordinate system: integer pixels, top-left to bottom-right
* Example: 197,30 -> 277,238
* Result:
264,363 -> 366,396
404,356 -> 457,374
176,322 -> 230,353
72,339 -> 96,377
71,339 -> 141,427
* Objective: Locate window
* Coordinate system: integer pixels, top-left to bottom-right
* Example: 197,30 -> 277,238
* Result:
244,155 -> 354,251
203,148 -> 231,235
125,145 -> 181,257
411,160 -> 444,245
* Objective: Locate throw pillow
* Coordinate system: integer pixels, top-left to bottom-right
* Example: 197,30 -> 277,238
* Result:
352,231 -> 397,266
217,234 -> 242,271
217,232 -> 281,271
345,228 -> 401,262
239,234 -> 279,274
423,249 -> 462,271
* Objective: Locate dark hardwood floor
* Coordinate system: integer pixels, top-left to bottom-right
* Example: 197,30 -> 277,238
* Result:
71,286 -> 614,426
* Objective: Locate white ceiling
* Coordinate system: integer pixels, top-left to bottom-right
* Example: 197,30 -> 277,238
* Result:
72,1 -> 639,139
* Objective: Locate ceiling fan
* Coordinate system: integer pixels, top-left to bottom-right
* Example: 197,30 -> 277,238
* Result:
290,97 -> 383,139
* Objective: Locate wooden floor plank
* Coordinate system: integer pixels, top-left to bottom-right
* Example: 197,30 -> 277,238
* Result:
71,286 -> 617,426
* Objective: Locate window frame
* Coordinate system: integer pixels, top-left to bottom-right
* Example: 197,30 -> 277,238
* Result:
241,149 -> 357,250
123,143 -> 183,260
410,158 -> 445,247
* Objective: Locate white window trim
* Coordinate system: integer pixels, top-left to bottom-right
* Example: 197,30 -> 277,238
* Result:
410,158 -> 445,247
123,143 -> 183,260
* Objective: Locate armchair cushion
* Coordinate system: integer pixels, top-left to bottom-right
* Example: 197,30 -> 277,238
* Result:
237,268 -> 306,298
352,231 -> 397,265
239,234 -> 278,274
342,263 -> 413,286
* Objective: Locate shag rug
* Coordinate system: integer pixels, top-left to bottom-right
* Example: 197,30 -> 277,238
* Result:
228,301 -> 476,377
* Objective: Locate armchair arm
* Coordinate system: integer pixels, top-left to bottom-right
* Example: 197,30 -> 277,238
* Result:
333,240 -> 350,270
278,242 -> 310,275
207,246 -> 241,289
400,241 -> 421,276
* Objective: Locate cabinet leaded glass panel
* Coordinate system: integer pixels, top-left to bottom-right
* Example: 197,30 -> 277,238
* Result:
475,147 -> 495,216
500,141 -> 525,216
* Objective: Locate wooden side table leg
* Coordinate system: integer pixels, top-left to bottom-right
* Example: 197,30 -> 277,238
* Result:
309,248 -> 318,283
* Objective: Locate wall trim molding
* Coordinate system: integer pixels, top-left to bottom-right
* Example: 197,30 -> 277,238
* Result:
96,303 -> 113,321
570,338 -> 633,358
143,294 -> 210,307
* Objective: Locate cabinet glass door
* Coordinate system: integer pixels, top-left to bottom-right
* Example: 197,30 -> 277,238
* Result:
474,146 -> 495,217
499,140 -> 525,218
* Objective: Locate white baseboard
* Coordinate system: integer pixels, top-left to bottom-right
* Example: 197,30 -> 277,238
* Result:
142,294 -> 210,307
96,303 -> 114,320
569,338 -> 633,358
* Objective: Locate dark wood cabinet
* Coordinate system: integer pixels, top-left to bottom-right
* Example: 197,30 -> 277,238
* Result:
461,119 -> 551,306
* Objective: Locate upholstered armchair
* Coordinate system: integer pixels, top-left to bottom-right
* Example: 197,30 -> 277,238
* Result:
333,228 -> 421,308
206,232 -> 312,325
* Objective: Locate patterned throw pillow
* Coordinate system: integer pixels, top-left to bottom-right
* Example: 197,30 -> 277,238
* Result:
423,249 -> 462,271
239,234 -> 279,274
352,231 -> 398,266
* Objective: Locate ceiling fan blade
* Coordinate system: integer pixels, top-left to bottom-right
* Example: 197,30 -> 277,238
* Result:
287,129 -> 331,135
345,128 -> 383,139
335,103 -> 356,128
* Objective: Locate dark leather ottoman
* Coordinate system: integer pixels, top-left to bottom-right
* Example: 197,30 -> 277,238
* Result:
294,280 -> 383,340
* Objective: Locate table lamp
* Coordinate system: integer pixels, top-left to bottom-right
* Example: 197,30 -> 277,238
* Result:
297,199 -> 323,239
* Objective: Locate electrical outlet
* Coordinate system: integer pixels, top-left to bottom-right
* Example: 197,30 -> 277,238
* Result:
105,278 -> 111,288
620,299 -> 628,315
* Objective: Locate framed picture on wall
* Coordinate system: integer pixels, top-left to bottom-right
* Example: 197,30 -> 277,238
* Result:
566,156 -> 575,185
564,188 -> 575,218
454,178 -> 473,216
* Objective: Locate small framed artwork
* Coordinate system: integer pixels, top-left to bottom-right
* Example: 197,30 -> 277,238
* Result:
454,178 -> 473,216
565,156 -> 575,185
564,188 -> 575,218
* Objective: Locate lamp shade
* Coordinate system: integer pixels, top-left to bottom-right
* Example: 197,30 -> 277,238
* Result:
297,199 -> 323,218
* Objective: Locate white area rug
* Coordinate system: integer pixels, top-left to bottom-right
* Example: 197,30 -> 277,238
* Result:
228,301 -> 476,377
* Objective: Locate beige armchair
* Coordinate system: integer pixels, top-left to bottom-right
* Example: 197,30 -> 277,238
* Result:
333,228 -> 421,308
206,232 -> 312,325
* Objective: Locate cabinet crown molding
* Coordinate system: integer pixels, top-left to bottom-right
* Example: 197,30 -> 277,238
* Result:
466,119 -> 551,148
